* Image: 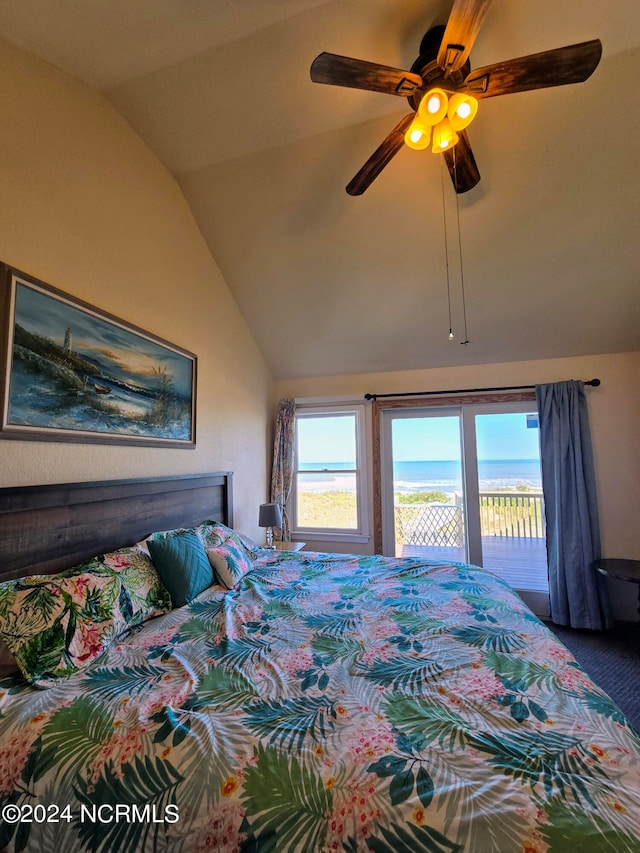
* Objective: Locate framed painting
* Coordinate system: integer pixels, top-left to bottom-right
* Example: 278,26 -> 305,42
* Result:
0,263 -> 196,447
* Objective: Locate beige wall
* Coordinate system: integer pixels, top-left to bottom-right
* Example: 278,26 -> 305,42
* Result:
275,351 -> 640,621
0,39 -> 272,540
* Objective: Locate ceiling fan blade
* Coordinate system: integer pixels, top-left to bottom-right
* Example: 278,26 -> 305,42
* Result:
346,113 -> 414,196
437,0 -> 494,75
443,132 -> 481,194
310,52 -> 422,96
461,39 -> 602,98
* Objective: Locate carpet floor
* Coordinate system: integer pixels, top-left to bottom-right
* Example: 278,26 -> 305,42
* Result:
546,620 -> 640,734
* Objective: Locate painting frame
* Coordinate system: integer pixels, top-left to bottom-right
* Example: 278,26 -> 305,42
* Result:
0,263 -> 196,448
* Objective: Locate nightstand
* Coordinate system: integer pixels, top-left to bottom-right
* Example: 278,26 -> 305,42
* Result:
593,558 -> 640,620
267,541 -> 305,552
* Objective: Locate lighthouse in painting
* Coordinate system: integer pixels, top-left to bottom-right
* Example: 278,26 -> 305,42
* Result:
63,327 -> 72,352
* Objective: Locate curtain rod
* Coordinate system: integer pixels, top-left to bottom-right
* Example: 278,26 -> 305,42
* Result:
364,378 -> 601,401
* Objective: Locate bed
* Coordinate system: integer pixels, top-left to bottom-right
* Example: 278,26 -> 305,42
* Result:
0,473 -> 639,852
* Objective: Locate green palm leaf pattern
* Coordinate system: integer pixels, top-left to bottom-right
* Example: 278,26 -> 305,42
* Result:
173,616 -> 216,643
450,623 -> 528,652
440,582 -> 492,597
390,597 -> 439,615
485,649 -> 558,691
14,621 -> 66,677
82,663 -> 168,703
21,585 -> 64,623
0,583 -> 17,618
366,821 -> 462,853
311,634 -> 364,669
75,755 -> 182,853
261,598 -> 300,621
185,666 -> 259,710
267,585 -> 313,606
184,596 -> 226,623
304,610 -> 363,639
244,696 -> 337,751
578,689 -> 628,724
393,610 -> 445,635
32,697 -> 113,783
385,697 -> 473,753
208,635 -> 272,670
541,796 -> 640,852
364,653 -> 444,693
242,743 -> 333,852
469,728 -> 606,804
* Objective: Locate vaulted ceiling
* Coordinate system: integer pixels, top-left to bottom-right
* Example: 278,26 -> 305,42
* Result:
1,0 -> 638,379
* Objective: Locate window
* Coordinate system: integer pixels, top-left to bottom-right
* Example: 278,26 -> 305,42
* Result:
292,404 -> 369,542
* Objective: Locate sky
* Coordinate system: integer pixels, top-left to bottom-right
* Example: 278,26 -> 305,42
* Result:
298,415 -> 356,464
393,414 -> 540,461
298,412 -> 540,463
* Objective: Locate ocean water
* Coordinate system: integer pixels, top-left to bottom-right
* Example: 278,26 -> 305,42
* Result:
8,359 -> 191,440
299,459 -> 542,492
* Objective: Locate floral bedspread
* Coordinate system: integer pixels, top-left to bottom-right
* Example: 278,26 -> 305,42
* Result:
1,551 -> 639,852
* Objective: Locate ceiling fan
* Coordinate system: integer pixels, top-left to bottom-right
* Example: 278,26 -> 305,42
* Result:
310,0 -> 601,195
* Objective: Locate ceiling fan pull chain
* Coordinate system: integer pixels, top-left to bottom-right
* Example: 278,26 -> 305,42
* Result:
453,146 -> 470,346
441,158 -> 454,341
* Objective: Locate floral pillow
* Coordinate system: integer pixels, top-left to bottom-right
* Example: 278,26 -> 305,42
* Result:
197,521 -> 261,559
0,570 -> 123,688
94,546 -> 172,623
207,538 -> 255,589
0,548 -> 171,688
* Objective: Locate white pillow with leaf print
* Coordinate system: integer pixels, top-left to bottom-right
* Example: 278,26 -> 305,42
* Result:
207,537 -> 254,589
0,547 -> 171,688
0,567 -> 127,688
197,521 -> 261,559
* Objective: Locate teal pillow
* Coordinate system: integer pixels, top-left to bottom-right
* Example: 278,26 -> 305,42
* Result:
148,531 -> 214,607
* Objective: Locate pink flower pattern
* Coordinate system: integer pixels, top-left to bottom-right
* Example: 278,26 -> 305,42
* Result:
1,553 -> 640,852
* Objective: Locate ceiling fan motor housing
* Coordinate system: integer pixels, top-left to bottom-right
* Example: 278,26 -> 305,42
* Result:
408,26 -> 471,110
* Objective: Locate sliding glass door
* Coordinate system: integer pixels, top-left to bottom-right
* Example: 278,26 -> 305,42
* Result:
387,411 -> 468,563
381,402 -> 548,607
474,410 -> 547,593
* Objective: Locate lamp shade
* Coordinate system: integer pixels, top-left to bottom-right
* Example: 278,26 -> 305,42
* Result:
447,93 -> 478,131
404,117 -> 431,150
431,117 -> 459,153
258,503 -> 282,528
417,88 -> 448,126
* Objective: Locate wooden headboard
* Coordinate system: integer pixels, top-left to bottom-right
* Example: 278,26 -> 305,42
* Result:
0,472 -> 233,582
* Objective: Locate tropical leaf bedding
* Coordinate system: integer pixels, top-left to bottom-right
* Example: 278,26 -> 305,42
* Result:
1,550 -> 639,852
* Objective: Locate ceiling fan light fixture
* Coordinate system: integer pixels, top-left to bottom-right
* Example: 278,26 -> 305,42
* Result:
418,88 -> 448,125
404,118 -> 431,150
432,117 -> 459,153
448,93 -> 478,131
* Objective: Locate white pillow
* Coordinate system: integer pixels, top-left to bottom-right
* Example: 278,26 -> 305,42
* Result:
207,538 -> 254,589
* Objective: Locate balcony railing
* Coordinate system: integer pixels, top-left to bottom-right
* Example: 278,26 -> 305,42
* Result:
479,492 -> 545,539
395,503 -> 465,547
395,492 -> 544,548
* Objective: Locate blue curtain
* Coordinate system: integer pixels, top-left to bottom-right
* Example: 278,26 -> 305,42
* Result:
535,380 -> 611,629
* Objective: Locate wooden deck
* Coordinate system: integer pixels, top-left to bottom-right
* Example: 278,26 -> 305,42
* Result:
399,536 -> 549,592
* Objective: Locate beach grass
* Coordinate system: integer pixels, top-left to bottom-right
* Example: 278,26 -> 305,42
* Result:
298,490 -> 357,528
298,488 -> 544,536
